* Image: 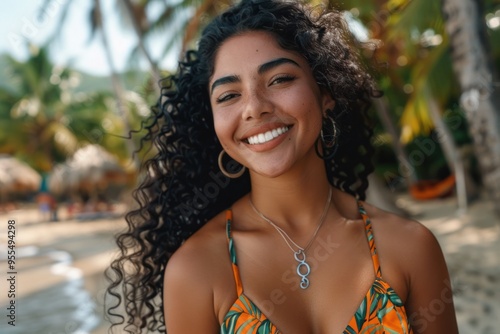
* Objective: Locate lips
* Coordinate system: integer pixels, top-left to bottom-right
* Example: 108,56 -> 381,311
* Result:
245,126 -> 290,145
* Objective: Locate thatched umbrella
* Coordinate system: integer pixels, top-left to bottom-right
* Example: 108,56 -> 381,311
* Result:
49,144 -> 128,201
0,155 -> 41,201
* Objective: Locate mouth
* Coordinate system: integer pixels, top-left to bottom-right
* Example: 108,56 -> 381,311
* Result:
244,126 -> 291,145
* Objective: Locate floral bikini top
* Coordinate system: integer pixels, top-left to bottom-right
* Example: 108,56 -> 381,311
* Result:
221,202 -> 413,334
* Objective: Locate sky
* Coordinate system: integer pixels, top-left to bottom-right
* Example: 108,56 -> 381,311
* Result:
0,0 -> 179,76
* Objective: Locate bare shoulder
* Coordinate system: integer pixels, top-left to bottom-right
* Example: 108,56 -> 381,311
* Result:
362,201 -> 440,254
362,202 -> 458,331
335,190 -> 442,265
165,210 -> 228,283
361,201 -> 451,292
163,211 -> 229,332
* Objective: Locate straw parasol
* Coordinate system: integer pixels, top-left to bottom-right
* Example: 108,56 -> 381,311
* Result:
0,155 -> 41,201
49,144 -> 128,200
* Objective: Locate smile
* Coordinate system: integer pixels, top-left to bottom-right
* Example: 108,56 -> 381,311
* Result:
246,126 -> 290,145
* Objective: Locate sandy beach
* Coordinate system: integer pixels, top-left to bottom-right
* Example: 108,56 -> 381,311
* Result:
397,195 -> 500,333
0,194 -> 498,333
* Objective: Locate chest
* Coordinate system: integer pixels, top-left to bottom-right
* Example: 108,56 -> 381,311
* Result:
220,273 -> 409,334
238,249 -> 376,332
217,218 -> 410,333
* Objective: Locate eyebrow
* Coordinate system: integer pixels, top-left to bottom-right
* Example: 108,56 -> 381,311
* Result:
258,57 -> 300,74
210,75 -> 240,95
210,57 -> 301,95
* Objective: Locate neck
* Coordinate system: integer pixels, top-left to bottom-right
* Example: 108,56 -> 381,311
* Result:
248,155 -> 333,230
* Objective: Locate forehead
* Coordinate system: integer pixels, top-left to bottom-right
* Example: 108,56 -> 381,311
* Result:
211,30 -> 305,78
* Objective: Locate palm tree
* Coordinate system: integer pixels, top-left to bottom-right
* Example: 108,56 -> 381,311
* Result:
335,0 -> 490,209
0,45 -> 130,172
0,46 -> 79,172
91,0 -> 139,167
441,0 -> 500,214
121,0 -> 234,57
41,0 -> 139,167
117,0 -> 162,93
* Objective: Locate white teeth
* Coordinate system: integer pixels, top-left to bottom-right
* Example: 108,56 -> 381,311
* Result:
246,126 -> 289,145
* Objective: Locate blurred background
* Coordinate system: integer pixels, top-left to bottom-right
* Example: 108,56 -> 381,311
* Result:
0,0 -> 499,333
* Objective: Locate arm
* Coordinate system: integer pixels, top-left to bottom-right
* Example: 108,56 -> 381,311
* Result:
163,245 -> 220,333
404,224 -> 458,333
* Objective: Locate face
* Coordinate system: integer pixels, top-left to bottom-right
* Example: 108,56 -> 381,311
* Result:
209,31 -> 335,178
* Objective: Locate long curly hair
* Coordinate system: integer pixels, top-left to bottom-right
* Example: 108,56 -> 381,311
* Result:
106,0 -> 378,332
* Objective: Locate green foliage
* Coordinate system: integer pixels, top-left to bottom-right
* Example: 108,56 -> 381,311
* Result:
0,45 -> 133,172
329,0 -> 500,181
8,0 -> 499,183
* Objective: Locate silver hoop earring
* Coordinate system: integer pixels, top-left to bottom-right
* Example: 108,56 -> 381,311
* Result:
316,111 -> 339,160
218,150 -> 246,179
320,114 -> 337,148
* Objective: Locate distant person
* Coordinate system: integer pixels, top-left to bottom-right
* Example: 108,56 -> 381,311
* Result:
107,1 -> 458,333
37,174 -> 57,222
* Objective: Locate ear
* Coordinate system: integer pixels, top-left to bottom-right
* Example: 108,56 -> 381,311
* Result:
321,91 -> 335,117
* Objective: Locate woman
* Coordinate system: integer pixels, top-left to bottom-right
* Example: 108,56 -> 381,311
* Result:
107,0 -> 458,333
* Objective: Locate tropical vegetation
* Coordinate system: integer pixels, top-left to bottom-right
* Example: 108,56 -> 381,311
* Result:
1,0 -> 499,212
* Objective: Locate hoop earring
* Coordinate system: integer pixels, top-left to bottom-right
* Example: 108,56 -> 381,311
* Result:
218,150 -> 246,178
315,112 -> 339,160
321,113 -> 337,148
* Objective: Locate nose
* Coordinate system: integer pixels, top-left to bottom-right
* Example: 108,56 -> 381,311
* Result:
241,89 -> 273,120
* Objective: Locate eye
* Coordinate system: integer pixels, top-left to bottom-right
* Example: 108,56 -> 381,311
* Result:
270,74 -> 296,85
216,92 -> 240,103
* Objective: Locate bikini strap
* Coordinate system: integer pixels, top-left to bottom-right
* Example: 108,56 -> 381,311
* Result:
225,209 -> 244,295
357,201 -> 382,278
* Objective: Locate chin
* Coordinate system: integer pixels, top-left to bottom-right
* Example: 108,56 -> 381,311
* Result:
250,163 -> 292,179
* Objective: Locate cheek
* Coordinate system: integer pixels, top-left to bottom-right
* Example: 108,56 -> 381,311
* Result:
212,113 -> 224,139
295,94 -> 323,126
212,111 -> 234,144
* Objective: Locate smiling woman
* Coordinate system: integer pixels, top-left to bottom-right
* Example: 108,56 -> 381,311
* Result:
210,33 -> 331,177
106,1 -> 458,333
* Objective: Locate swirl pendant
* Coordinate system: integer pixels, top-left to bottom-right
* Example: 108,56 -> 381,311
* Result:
249,187 -> 332,290
294,249 -> 311,289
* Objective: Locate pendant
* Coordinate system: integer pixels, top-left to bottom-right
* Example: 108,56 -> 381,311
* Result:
294,249 -> 311,289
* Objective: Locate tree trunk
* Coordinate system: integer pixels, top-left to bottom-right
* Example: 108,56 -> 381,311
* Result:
427,94 -> 476,213
368,95 -> 413,216
94,0 -> 138,168
372,95 -> 416,188
121,0 -> 162,95
442,0 -> 500,215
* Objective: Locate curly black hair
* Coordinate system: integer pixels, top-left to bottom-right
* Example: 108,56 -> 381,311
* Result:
106,0 -> 378,332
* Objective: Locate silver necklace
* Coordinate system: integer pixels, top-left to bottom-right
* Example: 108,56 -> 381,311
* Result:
249,187 -> 332,289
